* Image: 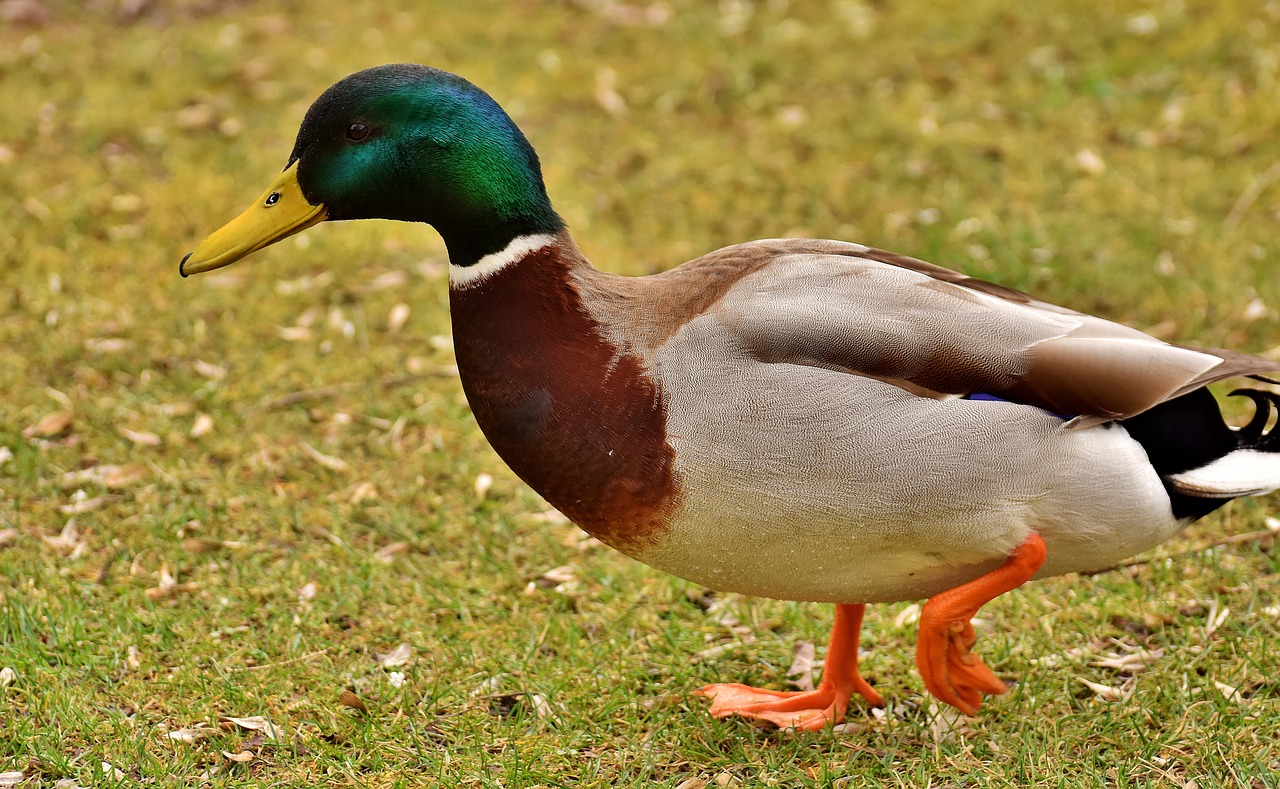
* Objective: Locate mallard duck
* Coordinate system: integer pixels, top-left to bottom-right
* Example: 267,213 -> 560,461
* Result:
182,64 -> 1280,729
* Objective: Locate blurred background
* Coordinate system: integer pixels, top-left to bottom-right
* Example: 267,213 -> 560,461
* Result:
2,1 -> 1280,785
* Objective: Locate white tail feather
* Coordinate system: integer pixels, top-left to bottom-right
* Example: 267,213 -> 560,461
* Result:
1169,450 -> 1280,498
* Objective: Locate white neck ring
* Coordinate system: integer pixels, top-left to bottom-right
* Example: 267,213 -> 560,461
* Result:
448,233 -> 557,289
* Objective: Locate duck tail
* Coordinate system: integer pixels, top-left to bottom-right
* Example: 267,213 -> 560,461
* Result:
1167,389 -> 1280,498
1120,388 -> 1280,521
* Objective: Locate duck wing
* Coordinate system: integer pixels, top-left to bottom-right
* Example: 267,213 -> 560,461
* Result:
700,239 -> 1275,427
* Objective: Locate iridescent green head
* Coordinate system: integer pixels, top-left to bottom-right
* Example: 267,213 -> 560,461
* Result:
181,64 -> 564,275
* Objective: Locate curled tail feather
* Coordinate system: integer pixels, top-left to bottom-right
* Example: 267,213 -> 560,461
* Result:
1166,389 -> 1280,501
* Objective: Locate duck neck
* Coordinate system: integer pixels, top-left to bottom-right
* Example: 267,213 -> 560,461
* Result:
427,128 -> 565,267
435,202 -> 565,269
447,232 -> 679,553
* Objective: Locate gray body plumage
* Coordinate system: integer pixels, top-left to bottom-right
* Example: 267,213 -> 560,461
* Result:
573,238 -> 1279,603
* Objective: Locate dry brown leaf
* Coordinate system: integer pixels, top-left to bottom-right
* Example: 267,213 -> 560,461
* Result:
635,694 -> 683,711
691,635 -> 757,663
538,565 -> 575,586
55,465 -> 143,489
562,530 -> 602,552
300,441 -> 350,472
786,640 -> 817,691
894,602 -> 922,628
277,325 -> 313,342
1243,298 -> 1269,322
703,595 -> 741,628
190,413 -> 214,438
166,727 -> 212,744
529,692 -> 556,720
1090,648 -> 1164,674
146,581 -> 201,601
175,102 -> 215,128
415,260 -> 445,278
41,519 -> 83,554
1214,680 -> 1243,703
387,302 -> 411,334
1079,677 -> 1134,702
715,772 -> 742,788
365,270 -> 409,290
58,492 -> 113,515
1074,148 -> 1106,176
1030,645 -> 1093,668
221,715 -> 283,740
100,763 -> 126,781
192,360 -> 226,379
374,542 -> 410,564
196,767 -> 222,782
377,643 -> 412,668
153,563 -> 176,592
348,481 -> 378,503
155,400 -> 194,417
594,66 -> 627,116
0,529 -> 18,548
471,674 -> 507,696
339,689 -> 368,713
86,338 -> 133,354
923,700 -> 974,742
525,565 -> 577,595
210,625 -> 251,641
23,196 -> 51,220
276,274 -> 334,298
43,386 -> 73,408
118,427 -> 162,447
1204,601 -> 1230,637
674,780 -> 708,789
488,693 -> 522,718
221,750 -> 255,763
326,306 -> 349,332
145,564 -> 198,601
182,538 -> 228,554
100,464 -> 147,489
24,409 -> 73,438
530,509 -> 569,525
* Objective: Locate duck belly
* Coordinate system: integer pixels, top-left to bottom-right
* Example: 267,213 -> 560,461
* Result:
635,363 -> 1179,603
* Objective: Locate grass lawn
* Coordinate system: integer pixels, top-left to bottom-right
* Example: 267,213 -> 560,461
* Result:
4,0 -> 1280,785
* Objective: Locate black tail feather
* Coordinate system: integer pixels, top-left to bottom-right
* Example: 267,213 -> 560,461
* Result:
1229,388 -> 1280,451
1121,387 -> 1280,522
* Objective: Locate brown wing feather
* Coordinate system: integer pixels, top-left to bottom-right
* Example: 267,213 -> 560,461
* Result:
580,238 -> 1278,424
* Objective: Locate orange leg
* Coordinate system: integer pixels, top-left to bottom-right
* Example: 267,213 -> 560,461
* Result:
916,532 -> 1047,715
697,603 -> 883,730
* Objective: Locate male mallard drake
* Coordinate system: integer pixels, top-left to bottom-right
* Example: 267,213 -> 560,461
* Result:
182,64 -> 1280,729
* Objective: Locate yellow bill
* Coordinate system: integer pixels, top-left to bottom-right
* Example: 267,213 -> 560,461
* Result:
180,162 -> 327,277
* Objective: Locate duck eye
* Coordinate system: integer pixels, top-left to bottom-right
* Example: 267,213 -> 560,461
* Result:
346,122 -> 370,142
265,192 -> 281,206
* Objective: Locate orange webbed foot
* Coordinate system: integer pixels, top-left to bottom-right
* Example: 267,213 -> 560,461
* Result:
698,603 -> 882,731
698,681 -> 880,731
916,532 -> 1047,715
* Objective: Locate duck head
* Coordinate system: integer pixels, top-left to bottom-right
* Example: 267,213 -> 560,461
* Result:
181,63 -> 564,275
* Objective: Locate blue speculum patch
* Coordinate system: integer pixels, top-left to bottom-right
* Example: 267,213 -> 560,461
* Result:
964,392 -> 1071,421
